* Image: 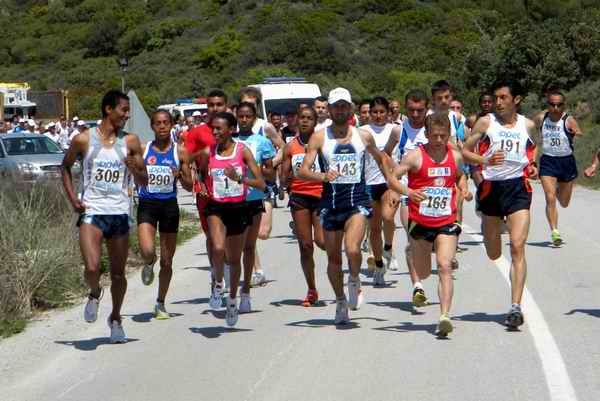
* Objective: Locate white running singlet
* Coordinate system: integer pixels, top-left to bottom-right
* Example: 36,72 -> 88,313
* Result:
364,123 -> 393,185
541,112 -> 574,157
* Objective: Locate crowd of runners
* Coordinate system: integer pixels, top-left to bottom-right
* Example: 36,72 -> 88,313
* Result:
61,78 -> 589,343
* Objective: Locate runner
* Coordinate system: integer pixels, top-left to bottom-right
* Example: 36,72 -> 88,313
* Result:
462,79 -> 538,329
384,111 -> 467,337
466,92 -> 495,187
184,89 -> 228,291
281,109 -> 299,144
197,112 -> 266,327
137,110 -> 193,319
534,90 -> 583,245
238,87 -> 284,284
361,96 -> 402,286
61,90 -> 147,343
298,87 -> 389,325
389,99 -> 406,124
280,106 -> 325,305
384,89 -> 429,306
314,95 -> 331,131
357,100 -> 370,127
236,102 -> 276,310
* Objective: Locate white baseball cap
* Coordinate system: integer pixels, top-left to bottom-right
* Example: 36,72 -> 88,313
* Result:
27,119 -> 35,126
73,116 -> 79,121
77,120 -> 86,127
18,117 -> 26,123
192,111 -> 202,117
46,122 -> 56,129
328,87 -> 352,105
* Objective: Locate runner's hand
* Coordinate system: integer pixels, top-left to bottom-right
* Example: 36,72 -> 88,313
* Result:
463,190 -> 473,202
71,199 -> 86,213
408,188 -> 427,203
324,169 -> 339,182
171,165 -> 181,179
125,149 -> 137,171
196,182 -> 209,198
527,164 -> 539,179
584,165 -> 597,178
486,150 -> 505,166
387,191 -> 401,208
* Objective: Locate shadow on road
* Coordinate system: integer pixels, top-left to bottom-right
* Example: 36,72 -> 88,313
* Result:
172,297 -> 209,305
565,308 -> 600,318
195,252 -> 209,256
453,312 -> 520,331
122,312 -> 184,323
373,322 -> 437,335
270,299 -> 330,308
189,327 -> 252,339
183,265 -> 212,271
269,234 -> 296,240
367,301 -> 427,315
459,240 -> 484,247
527,241 -> 560,248
286,318 -> 360,330
55,338 -> 140,351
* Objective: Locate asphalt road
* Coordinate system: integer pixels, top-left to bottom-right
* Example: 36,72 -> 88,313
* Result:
1,182 -> 599,401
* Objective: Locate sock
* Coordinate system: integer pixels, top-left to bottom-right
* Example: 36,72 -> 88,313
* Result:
375,260 -> 384,268
156,298 -> 164,304
336,295 -> 347,302
384,244 -> 392,251
414,281 -> 423,290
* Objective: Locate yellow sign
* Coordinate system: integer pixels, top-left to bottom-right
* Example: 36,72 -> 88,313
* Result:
0,82 -> 30,90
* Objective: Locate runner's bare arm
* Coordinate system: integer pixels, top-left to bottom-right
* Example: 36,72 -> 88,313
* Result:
262,159 -> 275,182
461,115 -> 503,166
525,118 -> 539,179
298,131 -> 337,182
584,147 -> 600,177
384,150 -> 427,202
383,126 -> 400,156
125,135 -> 148,186
361,128 -> 394,173
454,150 -> 470,198
61,132 -> 88,212
177,146 -> 194,192
235,147 -> 266,191
566,116 -> 583,137
279,143 -> 292,192
265,123 -> 285,166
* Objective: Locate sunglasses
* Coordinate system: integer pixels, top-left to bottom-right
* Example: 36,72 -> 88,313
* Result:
548,102 -> 564,108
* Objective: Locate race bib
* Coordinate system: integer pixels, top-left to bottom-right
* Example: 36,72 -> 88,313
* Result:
211,167 -> 243,199
292,153 -> 319,176
497,136 -> 523,162
419,186 -> 452,218
90,159 -> 125,193
543,131 -> 569,154
147,165 -> 174,194
331,153 -> 360,184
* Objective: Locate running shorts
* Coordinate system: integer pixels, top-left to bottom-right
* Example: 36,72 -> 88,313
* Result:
289,193 -> 321,212
476,177 -> 532,217
408,220 -> 462,242
539,154 -> 578,183
203,201 -> 250,236
78,213 -> 130,239
137,198 -> 180,233
320,205 -> 372,232
368,183 -> 388,202
246,199 -> 266,218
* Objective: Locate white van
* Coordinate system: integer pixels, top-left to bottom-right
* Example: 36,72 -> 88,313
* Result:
158,102 -> 207,120
250,77 -> 321,118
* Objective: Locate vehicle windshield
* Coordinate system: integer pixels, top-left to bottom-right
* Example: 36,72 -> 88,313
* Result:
183,108 -> 203,117
2,136 -> 63,155
264,98 -> 315,116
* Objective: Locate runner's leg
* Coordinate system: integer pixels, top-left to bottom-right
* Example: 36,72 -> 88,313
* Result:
207,215 -> 227,283
324,229 -> 345,298
292,208 -> 317,291
434,234 -> 457,315
482,214 -> 503,260
157,232 -> 177,302
400,204 -> 418,285
226,232 -> 247,300
106,234 -> 129,323
344,213 -> 368,279
138,223 -> 157,266
557,180 -> 575,208
79,224 -> 104,298
369,199 -> 384,267
243,214 -> 261,293
506,209 -> 530,305
312,209 -> 325,250
540,175 -> 559,231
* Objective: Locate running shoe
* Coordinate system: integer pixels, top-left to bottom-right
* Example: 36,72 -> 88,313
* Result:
373,267 -> 386,287
252,270 -> 267,287
436,314 -> 453,337
239,292 -> 251,313
226,297 -> 239,327
209,283 -> 224,309
334,298 -> 350,325
451,258 -> 459,270
505,304 -> 524,328
412,287 -> 428,307
302,289 -> 319,307
154,303 -> 170,320
84,289 -> 102,323
223,264 -> 231,294
551,230 -> 563,246
383,249 -> 399,271
348,277 -> 364,310
107,316 -> 126,344
141,260 -> 155,286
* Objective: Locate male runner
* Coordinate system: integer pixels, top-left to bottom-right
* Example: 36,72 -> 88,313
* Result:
466,92 -> 495,186
390,99 -> 406,124
357,100 -> 370,127
384,89 -> 429,306
385,112 -> 467,337
61,90 -> 147,343
314,95 -> 331,131
533,90 -> 583,245
462,79 -> 538,329
298,87 -> 389,325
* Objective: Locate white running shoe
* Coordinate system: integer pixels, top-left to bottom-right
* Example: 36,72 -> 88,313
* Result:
373,268 -> 386,287
347,277 -> 364,310
226,297 -> 239,327
107,316 -> 126,344
209,283 -> 224,309
334,299 -> 350,325
251,270 -> 266,287
84,291 -> 102,323
223,264 -> 231,294
154,303 -> 170,320
239,292 -> 251,313
383,249 -> 399,271
141,260 -> 155,286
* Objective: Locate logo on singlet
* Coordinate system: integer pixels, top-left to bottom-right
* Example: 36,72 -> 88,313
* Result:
428,167 -> 451,177
147,156 -> 157,165
433,177 -> 446,187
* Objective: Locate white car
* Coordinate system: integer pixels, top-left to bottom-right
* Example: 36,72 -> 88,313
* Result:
250,77 -> 321,118
158,102 -> 207,120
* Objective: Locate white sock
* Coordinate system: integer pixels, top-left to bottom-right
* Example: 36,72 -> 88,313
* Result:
413,281 -> 423,290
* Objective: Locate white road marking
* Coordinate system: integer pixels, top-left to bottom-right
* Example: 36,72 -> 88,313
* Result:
463,224 -> 578,401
